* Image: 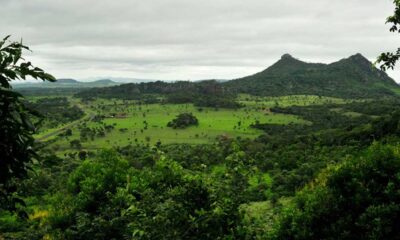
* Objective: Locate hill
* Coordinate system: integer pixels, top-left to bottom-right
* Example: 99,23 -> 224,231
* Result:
75,80 -> 239,108
73,54 -> 400,101
13,78 -> 119,89
224,53 -> 400,98
91,79 -> 115,84
56,78 -> 80,84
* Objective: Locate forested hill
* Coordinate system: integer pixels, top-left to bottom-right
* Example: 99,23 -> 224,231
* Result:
74,54 -> 400,100
75,80 -> 240,108
224,53 -> 400,98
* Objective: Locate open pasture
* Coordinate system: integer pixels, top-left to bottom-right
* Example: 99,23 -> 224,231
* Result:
51,99 -> 309,149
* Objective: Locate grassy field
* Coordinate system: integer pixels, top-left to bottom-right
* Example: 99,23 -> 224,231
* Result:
49,100 -> 308,151
35,94 -> 364,152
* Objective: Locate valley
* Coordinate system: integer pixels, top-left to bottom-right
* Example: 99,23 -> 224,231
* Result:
3,50 -> 400,239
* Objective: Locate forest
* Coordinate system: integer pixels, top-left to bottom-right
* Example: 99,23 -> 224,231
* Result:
3,88 -> 400,239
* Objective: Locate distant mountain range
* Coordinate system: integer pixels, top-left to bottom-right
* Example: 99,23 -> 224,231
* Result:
224,53 -> 399,98
13,78 -> 120,89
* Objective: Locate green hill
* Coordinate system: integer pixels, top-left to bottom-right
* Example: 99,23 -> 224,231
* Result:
56,78 -> 80,84
224,53 -> 400,98
44,54 -> 400,100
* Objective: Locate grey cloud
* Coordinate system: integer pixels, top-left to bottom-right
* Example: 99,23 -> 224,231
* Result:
1,0 -> 399,80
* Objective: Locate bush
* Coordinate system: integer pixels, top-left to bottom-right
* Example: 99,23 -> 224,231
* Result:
167,113 -> 199,129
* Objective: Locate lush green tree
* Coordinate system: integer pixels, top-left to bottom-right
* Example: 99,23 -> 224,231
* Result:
377,0 -> 400,70
270,143 -> 400,240
167,113 -> 199,129
47,150 -> 243,239
0,36 -> 55,212
69,139 -> 82,149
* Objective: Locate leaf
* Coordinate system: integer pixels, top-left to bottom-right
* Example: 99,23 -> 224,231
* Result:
3,35 -> 11,41
0,75 -> 10,88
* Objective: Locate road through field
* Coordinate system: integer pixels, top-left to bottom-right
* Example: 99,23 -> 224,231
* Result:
35,102 -> 94,142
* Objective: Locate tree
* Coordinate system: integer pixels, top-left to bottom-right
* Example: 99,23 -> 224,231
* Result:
65,128 -> 72,136
167,113 -> 199,129
0,35 -> 55,212
377,0 -> 400,70
270,143 -> 400,240
70,139 -> 82,149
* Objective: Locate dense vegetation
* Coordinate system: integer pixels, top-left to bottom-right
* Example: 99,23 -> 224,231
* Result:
0,36 -> 55,215
225,54 -> 399,99
75,80 -> 240,108
72,54 -> 400,104
24,97 -> 84,129
271,143 -> 400,239
2,93 -> 400,239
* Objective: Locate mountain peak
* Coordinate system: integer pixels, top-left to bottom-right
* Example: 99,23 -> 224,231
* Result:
57,78 -> 79,84
281,53 -> 294,60
226,53 -> 399,98
92,79 -> 115,84
332,53 -> 373,70
338,53 -> 371,66
349,53 -> 369,62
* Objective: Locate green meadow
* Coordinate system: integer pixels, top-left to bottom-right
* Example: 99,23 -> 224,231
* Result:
49,101 -> 307,151
41,96 -> 318,152
34,95 -> 371,153
36,95 -> 367,152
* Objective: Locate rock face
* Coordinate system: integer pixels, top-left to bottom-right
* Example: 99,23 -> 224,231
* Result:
224,54 -> 399,99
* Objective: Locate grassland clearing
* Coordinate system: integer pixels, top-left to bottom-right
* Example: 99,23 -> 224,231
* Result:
35,95 -> 361,151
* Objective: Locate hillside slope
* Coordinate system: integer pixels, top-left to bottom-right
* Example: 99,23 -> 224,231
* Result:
224,54 -> 400,98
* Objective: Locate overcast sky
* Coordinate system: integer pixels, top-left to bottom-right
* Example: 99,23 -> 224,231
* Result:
1,0 -> 399,81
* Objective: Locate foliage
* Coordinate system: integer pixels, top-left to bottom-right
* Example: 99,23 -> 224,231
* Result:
44,150 -> 245,239
377,0 -> 400,70
167,112 -> 199,129
24,97 -> 84,129
225,54 -> 398,98
0,35 -> 55,212
75,80 -> 240,108
270,143 -> 400,240
3,96 -> 400,238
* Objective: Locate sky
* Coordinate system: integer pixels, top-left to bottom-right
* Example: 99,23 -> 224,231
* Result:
1,0 -> 400,81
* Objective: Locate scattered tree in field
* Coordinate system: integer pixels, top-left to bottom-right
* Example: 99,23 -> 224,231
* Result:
78,150 -> 87,160
167,113 -> 199,129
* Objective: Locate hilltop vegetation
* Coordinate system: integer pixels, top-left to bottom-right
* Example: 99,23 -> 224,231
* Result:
76,80 -> 240,108
225,53 -> 399,98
